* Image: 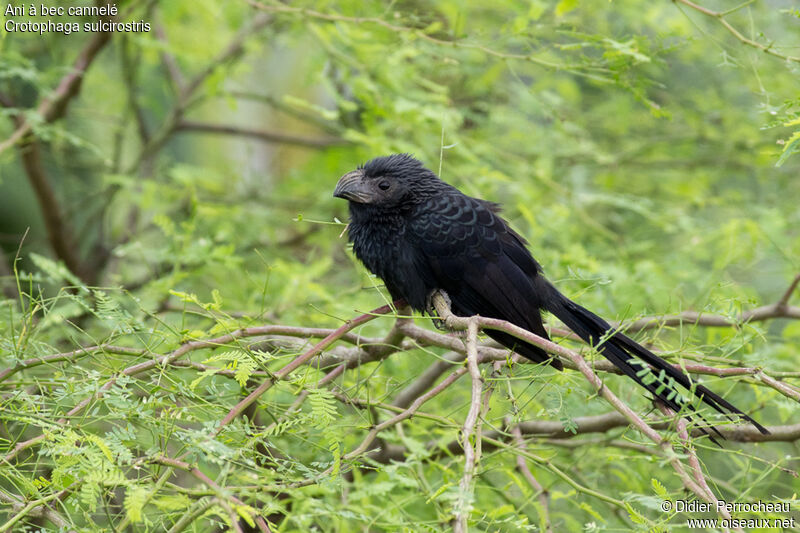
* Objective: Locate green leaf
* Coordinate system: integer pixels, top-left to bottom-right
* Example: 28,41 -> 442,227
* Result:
234,504 -> 257,528
29,252 -> 84,289
651,478 -> 668,498
625,503 -> 648,525
426,482 -> 453,503
775,130 -> 800,167
329,440 -> 341,477
555,0 -> 578,16
580,501 -> 606,523
84,433 -> 114,462
205,350 -> 257,387
125,485 -> 149,523
190,367 -> 221,390
308,388 -> 338,429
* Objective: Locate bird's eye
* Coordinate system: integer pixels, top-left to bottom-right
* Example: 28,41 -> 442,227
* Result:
378,180 -> 391,191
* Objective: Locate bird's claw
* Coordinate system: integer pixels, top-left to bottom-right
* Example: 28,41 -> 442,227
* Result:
427,290 -> 451,330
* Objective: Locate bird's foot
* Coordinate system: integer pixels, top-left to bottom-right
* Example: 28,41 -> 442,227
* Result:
427,289 -> 452,330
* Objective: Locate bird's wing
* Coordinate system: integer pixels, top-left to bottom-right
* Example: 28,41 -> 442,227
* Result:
408,193 -> 552,346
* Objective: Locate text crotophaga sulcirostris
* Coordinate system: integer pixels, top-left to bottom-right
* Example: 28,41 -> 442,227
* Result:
333,153 -> 768,437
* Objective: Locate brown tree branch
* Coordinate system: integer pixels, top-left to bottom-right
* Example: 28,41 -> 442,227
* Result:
2,305 -> 397,463
0,94 -> 88,282
152,455 -> 271,533
453,319 -> 483,532
393,321 -> 800,399
674,0 -> 800,63
0,344 -> 146,383
392,351 -> 464,408
4,294 -> 795,533
363,411 -> 800,469
247,0 -> 602,74
0,23 -> 112,155
16,139 -> 88,281
214,301 -> 402,433
0,489 -> 69,531
175,120 -> 349,149
4,287 -> 797,530
659,405 -> 744,533
621,303 -> 800,332
600,273 -> 800,333
778,273 -> 800,308
128,11 -> 272,171
0,323 -> 384,386
0,247 -> 17,300
5,290 -> 795,475
427,291 -> 744,506
0,17 -> 115,282
0,490 -> 70,533
153,18 -> 186,94
509,422 -> 553,533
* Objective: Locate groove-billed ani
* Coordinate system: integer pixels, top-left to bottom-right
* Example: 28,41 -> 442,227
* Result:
333,153 -> 767,436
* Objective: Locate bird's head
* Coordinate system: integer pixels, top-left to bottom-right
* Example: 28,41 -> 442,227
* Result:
333,154 -> 441,207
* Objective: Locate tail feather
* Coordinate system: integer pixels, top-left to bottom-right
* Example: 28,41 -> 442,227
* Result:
544,285 -> 769,438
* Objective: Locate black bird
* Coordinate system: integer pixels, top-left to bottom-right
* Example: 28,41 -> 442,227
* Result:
333,153 -> 768,437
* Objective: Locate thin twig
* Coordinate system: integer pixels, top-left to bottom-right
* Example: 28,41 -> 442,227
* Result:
673,0 -> 800,63
2,306 -> 394,463
509,422 -> 553,533
294,366 -> 470,488
0,247 -> 18,300
428,291 -> 719,507
392,351 -> 464,408
152,456 -> 271,533
0,489 -> 69,531
453,319 -> 483,532
622,303 -> 800,332
358,410 -> 800,467
127,11 -> 272,173
216,498 -> 245,533
0,491 -> 68,533
777,273 -> 800,308
247,0 -> 606,75
0,26 -> 113,155
757,372 -> 800,402
165,498 -> 215,533
0,344 -> 146,382
153,17 -> 186,93
214,301 -> 401,433
397,313 -> 800,399
175,120 -> 348,148
16,136 -> 88,281
659,405 -> 743,533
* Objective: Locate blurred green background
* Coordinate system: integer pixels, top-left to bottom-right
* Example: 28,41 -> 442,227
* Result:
0,1 -> 798,531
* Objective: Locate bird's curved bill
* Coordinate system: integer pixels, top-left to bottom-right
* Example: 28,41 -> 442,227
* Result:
333,169 -> 372,203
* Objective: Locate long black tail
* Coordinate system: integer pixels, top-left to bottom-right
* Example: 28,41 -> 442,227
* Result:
544,284 -> 769,438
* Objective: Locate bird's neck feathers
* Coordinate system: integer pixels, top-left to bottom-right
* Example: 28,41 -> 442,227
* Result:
347,201 -> 406,228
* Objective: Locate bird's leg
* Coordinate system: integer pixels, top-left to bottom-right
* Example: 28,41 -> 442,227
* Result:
427,289 -> 452,331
